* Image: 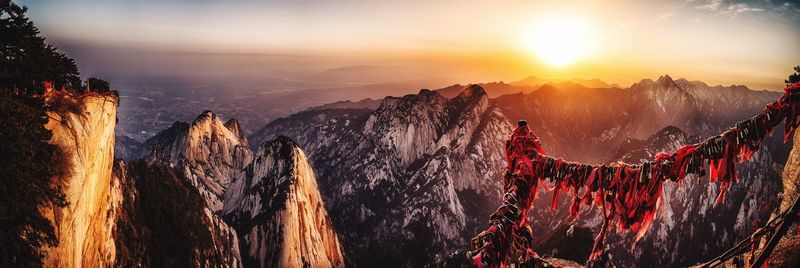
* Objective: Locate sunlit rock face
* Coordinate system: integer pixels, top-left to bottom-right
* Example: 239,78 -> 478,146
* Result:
141,111 -> 252,212
43,94 -> 121,267
41,94 -> 244,267
224,136 -> 344,268
112,160 -> 242,267
251,85 -> 511,266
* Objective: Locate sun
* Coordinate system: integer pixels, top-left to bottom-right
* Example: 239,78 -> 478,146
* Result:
523,17 -> 593,67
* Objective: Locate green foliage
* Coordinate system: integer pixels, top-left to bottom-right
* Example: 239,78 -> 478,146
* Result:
0,95 -> 68,267
787,66 -> 800,86
115,161 -> 225,267
0,1 -> 77,266
0,1 -> 81,95
85,77 -> 111,93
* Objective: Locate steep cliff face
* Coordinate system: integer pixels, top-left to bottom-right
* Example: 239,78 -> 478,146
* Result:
400,147 -> 466,266
767,127 -> 800,267
141,111 -> 252,212
780,129 -> 800,213
223,136 -> 344,268
251,85 -> 510,266
113,160 -> 242,267
41,94 -> 244,267
43,93 -> 121,267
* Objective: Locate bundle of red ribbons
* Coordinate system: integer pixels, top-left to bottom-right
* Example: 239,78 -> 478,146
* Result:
468,82 -> 800,268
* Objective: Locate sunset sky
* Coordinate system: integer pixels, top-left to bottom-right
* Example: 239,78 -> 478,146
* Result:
17,0 -> 800,90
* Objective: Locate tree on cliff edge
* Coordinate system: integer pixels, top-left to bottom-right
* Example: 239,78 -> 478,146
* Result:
85,77 -> 111,93
787,66 -> 800,86
0,1 -> 80,95
0,1 -> 69,267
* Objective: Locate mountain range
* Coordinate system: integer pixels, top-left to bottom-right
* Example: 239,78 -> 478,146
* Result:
246,75 -> 790,266
40,74 -> 797,267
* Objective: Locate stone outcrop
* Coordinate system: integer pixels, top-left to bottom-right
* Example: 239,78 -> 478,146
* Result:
141,111 -> 252,212
43,93 -> 121,267
224,137 -> 344,268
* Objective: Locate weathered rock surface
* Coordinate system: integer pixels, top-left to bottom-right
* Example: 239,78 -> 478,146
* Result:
42,94 -> 244,268
43,93 -> 121,267
252,85 -> 511,266
763,125 -> 800,267
224,136 -> 344,268
141,111 -> 252,212
252,79 -> 789,266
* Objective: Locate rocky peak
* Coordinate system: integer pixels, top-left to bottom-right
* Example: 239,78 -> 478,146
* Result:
458,84 -> 488,99
448,85 -> 488,117
362,90 -> 450,167
632,78 -> 655,88
141,110 -> 252,212
223,136 -> 344,267
417,88 -> 441,98
224,118 -> 248,146
674,78 -> 709,89
194,110 -> 217,123
361,85 -> 497,169
656,74 -> 676,87
631,75 -> 682,92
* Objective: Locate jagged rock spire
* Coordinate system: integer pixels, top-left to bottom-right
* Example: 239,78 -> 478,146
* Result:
140,110 -> 252,212
224,136 -> 344,268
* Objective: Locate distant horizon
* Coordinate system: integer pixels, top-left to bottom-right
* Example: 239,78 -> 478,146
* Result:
16,0 -> 800,91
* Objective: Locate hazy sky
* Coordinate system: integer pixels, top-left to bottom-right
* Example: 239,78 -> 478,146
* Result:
17,0 -> 800,90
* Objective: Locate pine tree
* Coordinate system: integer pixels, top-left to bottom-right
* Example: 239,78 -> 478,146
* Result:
0,97 -> 68,267
85,77 -> 111,93
787,66 -> 800,86
0,1 -> 70,266
0,1 -> 80,95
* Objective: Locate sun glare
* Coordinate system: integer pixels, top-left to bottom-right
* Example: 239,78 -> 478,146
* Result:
524,17 -> 593,67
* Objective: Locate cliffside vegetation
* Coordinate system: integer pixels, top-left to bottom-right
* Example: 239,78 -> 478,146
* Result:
114,161 -> 236,267
0,94 -> 68,267
0,1 -> 110,266
787,66 -> 800,86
